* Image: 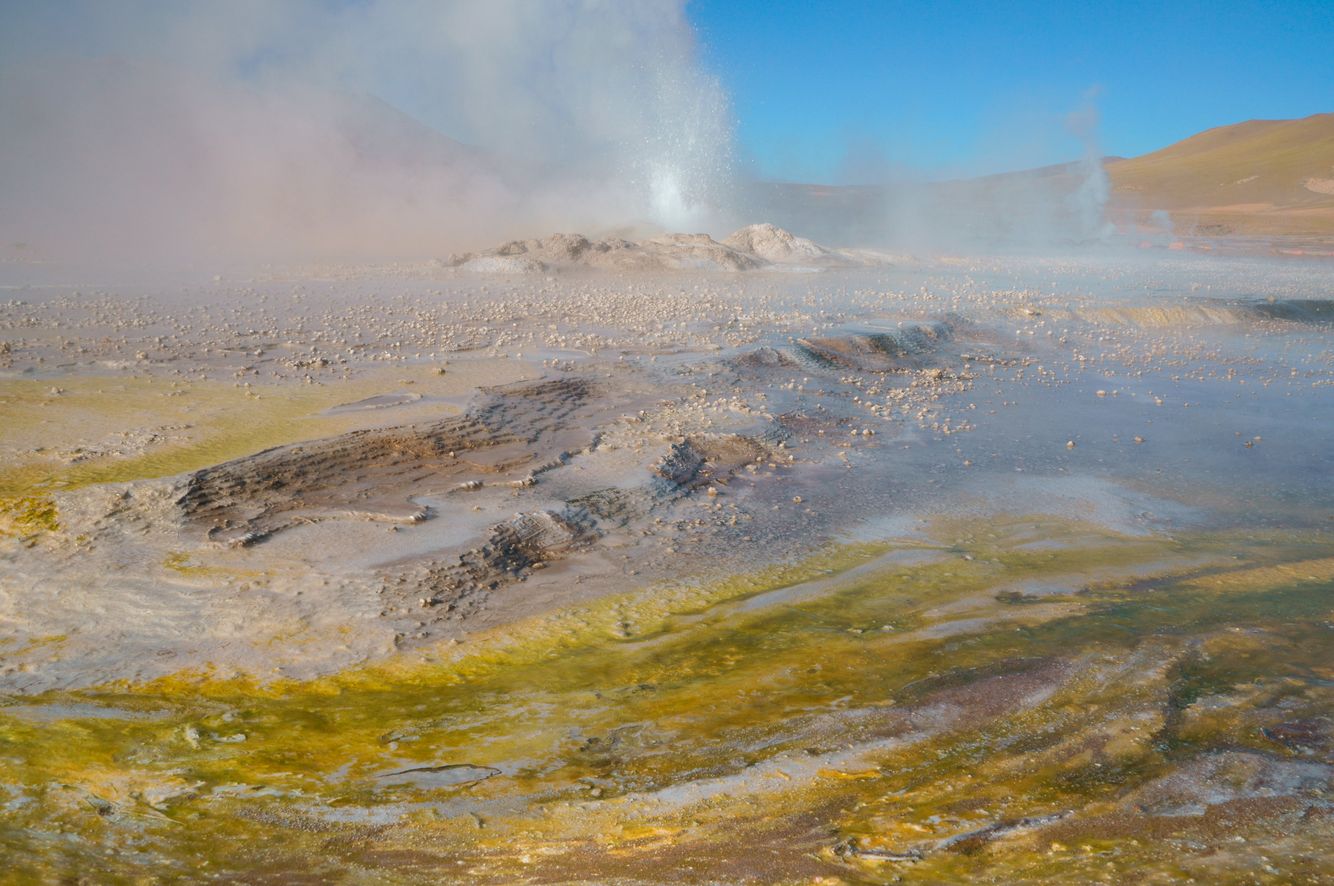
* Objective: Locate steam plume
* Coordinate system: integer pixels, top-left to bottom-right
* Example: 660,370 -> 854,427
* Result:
0,1 -> 734,264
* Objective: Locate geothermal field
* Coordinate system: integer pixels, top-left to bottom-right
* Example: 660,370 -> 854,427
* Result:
2,2 -> 1332,884
1,230 -> 1331,882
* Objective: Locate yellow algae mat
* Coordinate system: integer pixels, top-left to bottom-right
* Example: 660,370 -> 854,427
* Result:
2,519 -> 1330,883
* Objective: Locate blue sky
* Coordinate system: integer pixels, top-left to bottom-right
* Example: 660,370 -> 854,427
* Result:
688,0 -> 1334,183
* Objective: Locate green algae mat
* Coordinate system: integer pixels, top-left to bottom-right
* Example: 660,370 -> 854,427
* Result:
2,521 -> 1331,884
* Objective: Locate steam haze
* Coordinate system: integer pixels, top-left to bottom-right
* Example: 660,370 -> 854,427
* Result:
0,0 -> 736,264
5,2 -> 1265,265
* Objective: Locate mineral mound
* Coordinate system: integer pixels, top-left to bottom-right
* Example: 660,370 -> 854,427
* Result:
447,224 -> 874,272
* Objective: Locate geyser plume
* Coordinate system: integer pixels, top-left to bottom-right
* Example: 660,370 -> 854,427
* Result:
0,0 -> 735,264
638,62 -> 735,232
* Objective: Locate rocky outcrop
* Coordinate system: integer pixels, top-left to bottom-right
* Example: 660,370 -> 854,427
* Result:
178,377 -> 602,546
793,320 -> 959,372
389,507 -> 599,621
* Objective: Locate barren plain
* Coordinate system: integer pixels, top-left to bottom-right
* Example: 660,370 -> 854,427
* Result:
0,239 -> 1331,883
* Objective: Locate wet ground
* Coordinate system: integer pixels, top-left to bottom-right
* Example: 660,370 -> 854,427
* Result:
0,250 -> 1330,882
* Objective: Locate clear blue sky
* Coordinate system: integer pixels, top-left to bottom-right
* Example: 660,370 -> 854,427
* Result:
688,0 -> 1334,183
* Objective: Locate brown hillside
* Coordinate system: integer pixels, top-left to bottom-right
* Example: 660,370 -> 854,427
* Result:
1108,113 -> 1334,236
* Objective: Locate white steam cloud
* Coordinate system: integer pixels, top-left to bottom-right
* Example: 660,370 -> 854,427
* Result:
0,0 -> 735,264
1065,90 -> 1114,243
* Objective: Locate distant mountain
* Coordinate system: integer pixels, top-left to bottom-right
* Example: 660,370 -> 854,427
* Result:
1107,113 -> 1334,236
